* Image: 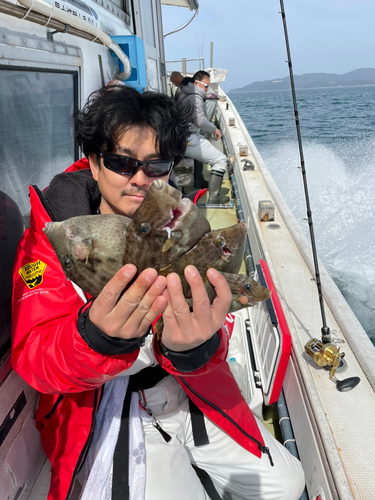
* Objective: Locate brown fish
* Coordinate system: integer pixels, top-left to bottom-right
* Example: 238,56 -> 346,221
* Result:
43,214 -> 131,297
43,180 -> 210,297
198,271 -> 271,310
159,222 -> 248,296
122,179 -> 211,272
154,270 -> 271,339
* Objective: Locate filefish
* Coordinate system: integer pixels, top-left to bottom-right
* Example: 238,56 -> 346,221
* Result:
158,222 -> 248,296
199,271 -> 271,311
154,270 -> 271,339
122,179 -> 211,271
43,180 -> 210,297
44,214 -> 131,297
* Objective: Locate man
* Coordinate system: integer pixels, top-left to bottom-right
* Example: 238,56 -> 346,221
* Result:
177,70 -> 229,203
170,71 -> 193,90
11,85 -> 304,500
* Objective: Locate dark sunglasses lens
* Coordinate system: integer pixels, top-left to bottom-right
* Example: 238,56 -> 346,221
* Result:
104,154 -> 135,175
103,154 -> 172,177
145,161 -> 173,177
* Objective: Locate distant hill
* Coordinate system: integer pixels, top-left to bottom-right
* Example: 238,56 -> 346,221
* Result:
229,68 -> 375,93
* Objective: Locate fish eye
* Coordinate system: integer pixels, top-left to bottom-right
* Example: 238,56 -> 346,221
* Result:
244,283 -> 253,292
64,258 -> 73,270
216,236 -> 226,248
140,222 -> 151,235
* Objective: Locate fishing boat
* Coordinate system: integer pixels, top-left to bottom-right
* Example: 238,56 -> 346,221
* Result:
0,1 -> 374,499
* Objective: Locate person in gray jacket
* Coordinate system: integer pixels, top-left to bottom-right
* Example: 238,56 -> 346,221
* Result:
177,70 -> 229,203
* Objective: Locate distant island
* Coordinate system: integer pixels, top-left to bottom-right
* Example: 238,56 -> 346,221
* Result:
228,68 -> 375,93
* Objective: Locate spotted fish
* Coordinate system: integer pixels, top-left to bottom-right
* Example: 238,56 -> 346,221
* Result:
43,214 -> 131,297
122,179 -> 211,272
43,180 -> 210,297
198,271 -> 271,311
154,269 -> 271,338
158,222 -> 248,296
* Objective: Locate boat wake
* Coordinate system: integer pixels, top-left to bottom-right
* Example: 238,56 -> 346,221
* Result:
262,139 -> 375,344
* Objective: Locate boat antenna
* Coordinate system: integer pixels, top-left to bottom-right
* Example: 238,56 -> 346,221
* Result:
279,0 -> 331,344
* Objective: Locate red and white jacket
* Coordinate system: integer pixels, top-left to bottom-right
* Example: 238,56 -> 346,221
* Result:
11,160 -> 267,500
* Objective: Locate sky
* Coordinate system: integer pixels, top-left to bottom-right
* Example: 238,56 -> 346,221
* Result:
161,0 -> 375,92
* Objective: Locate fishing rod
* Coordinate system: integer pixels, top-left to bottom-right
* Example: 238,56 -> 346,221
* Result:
279,0 -> 331,344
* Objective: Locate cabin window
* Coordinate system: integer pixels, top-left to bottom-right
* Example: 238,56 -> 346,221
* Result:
0,68 -> 78,377
123,0 -> 131,16
143,0 -> 156,48
108,0 -> 132,24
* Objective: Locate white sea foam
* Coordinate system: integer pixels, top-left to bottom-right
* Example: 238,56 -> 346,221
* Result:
263,140 -> 375,340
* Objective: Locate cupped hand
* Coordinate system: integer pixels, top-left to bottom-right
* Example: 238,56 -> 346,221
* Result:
89,265 -> 168,339
214,128 -> 222,140
160,266 -> 232,352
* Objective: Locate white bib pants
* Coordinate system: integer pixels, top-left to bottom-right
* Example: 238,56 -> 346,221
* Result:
142,376 -> 305,500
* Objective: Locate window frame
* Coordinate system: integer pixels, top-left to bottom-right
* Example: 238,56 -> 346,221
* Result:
0,65 -> 80,383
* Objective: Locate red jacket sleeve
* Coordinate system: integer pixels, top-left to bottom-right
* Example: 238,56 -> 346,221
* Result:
11,192 -> 138,394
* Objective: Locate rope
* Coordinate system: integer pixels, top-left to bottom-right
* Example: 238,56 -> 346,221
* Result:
20,0 -> 34,20
43,6 -> 53,27
164,9 -> 198,38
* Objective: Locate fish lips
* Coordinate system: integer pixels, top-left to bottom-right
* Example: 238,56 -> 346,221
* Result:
239,295 -> 258,306
157,198 -> 197,236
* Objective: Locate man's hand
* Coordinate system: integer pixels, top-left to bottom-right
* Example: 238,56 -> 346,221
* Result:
89,265 -> 168,339
214,128 -> 222,140
160,266 -> 232,352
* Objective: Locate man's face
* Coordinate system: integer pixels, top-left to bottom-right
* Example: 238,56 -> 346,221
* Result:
89,126 -> 170,218
195,75 -> 210,92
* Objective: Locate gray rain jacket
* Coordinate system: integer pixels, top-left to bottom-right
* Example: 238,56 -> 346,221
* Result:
177,82 -> 217,136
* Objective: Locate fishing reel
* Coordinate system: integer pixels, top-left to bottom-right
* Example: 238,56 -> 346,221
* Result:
304,338 -> 360,392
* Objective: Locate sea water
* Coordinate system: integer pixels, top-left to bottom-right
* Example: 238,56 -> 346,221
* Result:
230,86 -> 375,345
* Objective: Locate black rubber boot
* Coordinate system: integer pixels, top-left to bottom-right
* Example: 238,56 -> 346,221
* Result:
207,173 -> 230,203
193,160 -> 209,189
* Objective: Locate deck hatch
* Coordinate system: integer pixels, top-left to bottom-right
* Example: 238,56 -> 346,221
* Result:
246,261 -> 292,405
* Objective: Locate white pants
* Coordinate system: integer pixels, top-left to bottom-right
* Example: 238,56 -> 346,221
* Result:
141,376 -> 305,500
185,133 -> 227,176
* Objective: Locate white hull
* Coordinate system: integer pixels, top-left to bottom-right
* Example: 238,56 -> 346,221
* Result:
0,2 -> 374,499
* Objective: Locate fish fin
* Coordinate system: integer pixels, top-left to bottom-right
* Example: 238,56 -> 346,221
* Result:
83,239 -> 93,265
159,261 -> 175,273
162,238 -> 176,252
74,240 -> 92,262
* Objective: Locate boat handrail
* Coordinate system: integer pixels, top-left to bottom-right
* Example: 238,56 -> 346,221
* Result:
0,0 -> 131,79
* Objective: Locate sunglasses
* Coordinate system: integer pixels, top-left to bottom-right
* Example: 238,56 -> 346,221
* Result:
195,80 -> 210,90
99,152 -> 174,178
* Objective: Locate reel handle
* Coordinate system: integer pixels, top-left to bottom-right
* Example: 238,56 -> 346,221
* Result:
334,376 -> 361,392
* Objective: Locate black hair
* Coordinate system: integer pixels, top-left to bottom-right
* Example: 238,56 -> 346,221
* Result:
75,85 -> 190,166
193,70 -> 210,82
